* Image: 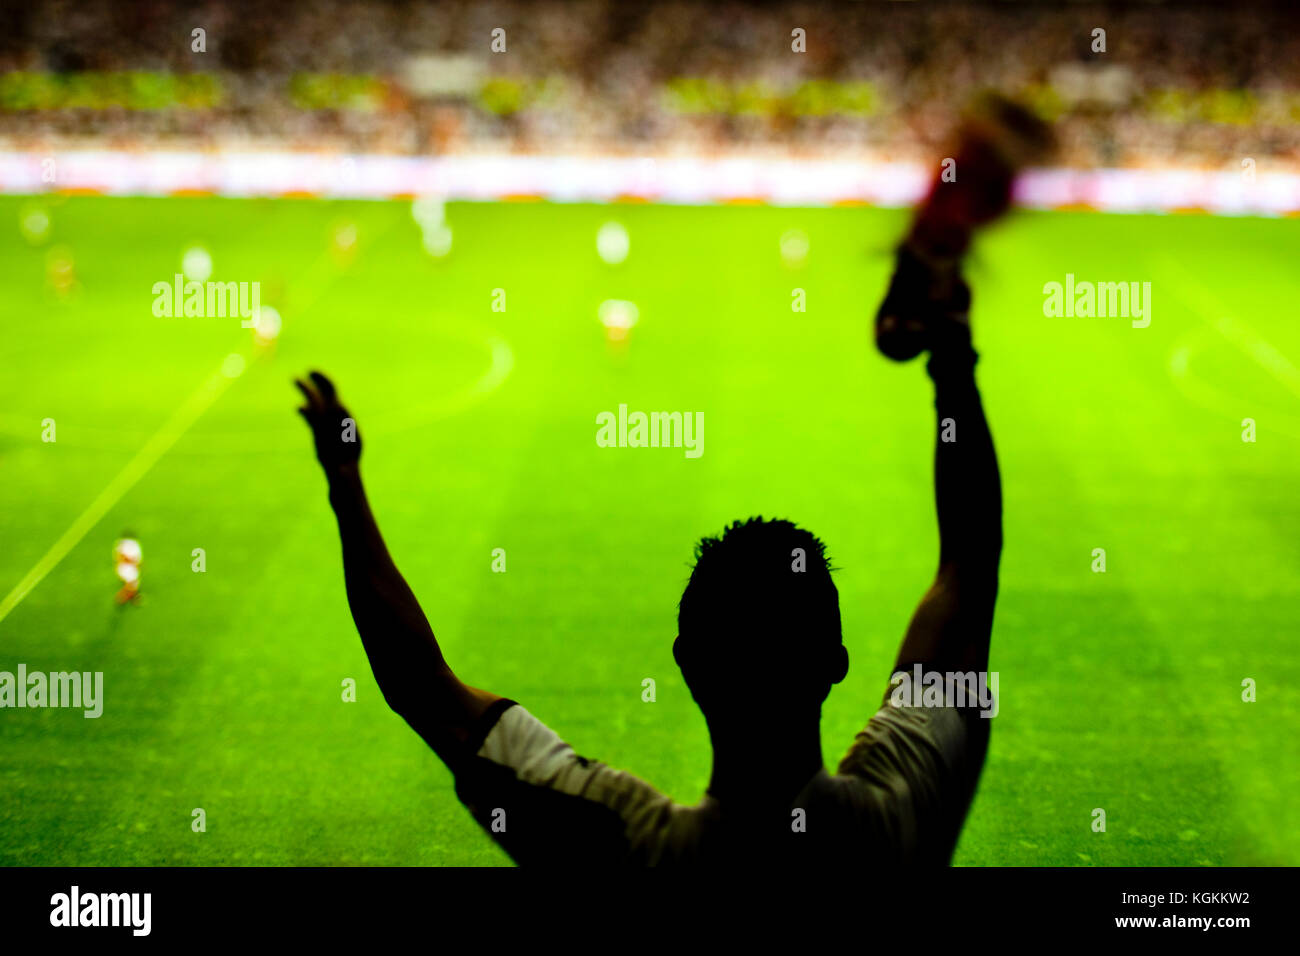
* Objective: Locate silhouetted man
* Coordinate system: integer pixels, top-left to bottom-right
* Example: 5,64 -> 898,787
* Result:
296,98 -> 1042,864
297,281 -> 999,866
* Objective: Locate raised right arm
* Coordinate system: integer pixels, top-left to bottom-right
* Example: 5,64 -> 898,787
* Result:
890,324 -> 1002,685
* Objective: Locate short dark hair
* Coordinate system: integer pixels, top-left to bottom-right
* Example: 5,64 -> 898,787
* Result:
677,518 -> 842,685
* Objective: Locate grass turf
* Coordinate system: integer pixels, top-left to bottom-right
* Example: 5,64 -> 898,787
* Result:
0,195 -> 1296,866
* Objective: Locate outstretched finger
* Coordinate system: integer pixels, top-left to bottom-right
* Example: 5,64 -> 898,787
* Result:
294,377 -> 323,412
308,370 -> 337,404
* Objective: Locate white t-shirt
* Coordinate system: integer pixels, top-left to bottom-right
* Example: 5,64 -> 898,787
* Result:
453,691 -> 989,866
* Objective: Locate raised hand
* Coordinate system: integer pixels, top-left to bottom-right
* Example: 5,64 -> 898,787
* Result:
295,370 -> 361,474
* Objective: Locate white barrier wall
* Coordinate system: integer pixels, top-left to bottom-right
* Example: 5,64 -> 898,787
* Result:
1,151 -> 1296,214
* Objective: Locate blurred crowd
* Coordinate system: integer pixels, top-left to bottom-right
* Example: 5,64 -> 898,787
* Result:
1,0 -> 1297,168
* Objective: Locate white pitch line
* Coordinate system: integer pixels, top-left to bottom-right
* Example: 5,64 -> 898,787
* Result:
0,212 -> 405,626
1213,314 -> 1300,399
0,357 -> 247,626
1157,254 -> 1300,400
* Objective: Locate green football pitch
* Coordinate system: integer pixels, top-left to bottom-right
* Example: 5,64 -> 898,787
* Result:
0,195 -> 1296,866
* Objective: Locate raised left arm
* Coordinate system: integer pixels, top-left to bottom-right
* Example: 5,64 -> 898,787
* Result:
295,371 -> 502,762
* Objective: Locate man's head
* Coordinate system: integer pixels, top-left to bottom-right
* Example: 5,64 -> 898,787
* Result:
674,518 -> 848,721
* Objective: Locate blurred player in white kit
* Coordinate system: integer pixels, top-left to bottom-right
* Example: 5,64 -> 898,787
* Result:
113,534 -> 142,605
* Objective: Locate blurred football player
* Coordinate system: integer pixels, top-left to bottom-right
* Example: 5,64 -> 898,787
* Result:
113,533 -> 142,605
